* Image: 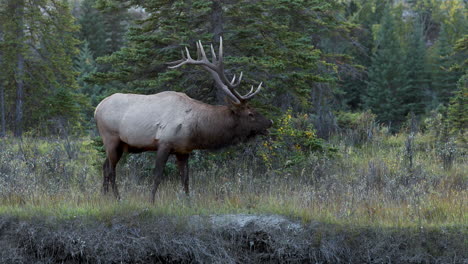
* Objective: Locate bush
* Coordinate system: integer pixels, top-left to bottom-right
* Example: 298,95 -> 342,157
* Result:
0,137 -> 100,199
335,110 -> 377,145
257,109 -> 333,169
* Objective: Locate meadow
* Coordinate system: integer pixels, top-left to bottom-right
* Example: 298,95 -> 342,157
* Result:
0,114 -> 466,262
0,119 -> 465,228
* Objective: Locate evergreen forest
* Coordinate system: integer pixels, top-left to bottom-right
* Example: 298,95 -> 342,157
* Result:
0,0 -> 467,262
0,0 -> 466,137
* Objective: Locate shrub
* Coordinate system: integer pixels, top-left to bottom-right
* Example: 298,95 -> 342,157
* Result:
257,109 -> 333,169
335,110 -> 377,145
0,137 -> 100,199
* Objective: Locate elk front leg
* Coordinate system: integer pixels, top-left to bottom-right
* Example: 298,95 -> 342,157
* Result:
176,153 -> 190,195
151,145 -> 170,203
102,158 -> 110,194
109,144 -> 123,199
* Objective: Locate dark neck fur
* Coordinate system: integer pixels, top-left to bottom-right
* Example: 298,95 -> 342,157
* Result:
191,106 -> 247,150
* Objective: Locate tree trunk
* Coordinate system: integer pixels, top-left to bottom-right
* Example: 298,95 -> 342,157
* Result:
0,32 -> 5,137
14,0 -> 24,137
211,0 -> 224,43
211,0 -> 226,104
0,79 -> 5,137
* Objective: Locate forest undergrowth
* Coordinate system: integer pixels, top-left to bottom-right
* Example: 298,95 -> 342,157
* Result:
0,122 -> 466,229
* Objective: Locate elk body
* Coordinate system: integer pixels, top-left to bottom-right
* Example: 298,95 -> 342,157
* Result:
95,38 -> 272,202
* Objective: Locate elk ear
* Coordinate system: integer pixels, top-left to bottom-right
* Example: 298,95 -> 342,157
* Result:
226,99 -> 245,115
228,103 -> 240,114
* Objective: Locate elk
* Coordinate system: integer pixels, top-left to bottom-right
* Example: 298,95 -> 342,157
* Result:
95,38 -> 272,203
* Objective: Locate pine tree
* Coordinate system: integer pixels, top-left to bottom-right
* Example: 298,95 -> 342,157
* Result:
78,0 -> 107,58
90,0 -> 352,111
403,16 -> 428,115
447,75 -> 467,142
75,41 -> 101,122
365,5 -> 409,127
431,25 -> 461,106
0,0 -> 83,136
0,0 -> 26,136
0,37 -> 4,137
447,35 -> 467,142
76,42 -> 98,92
224,0 -> 346,108
91,0 -> 211,97
96,0 -> 129,55
338,0 -> 380,110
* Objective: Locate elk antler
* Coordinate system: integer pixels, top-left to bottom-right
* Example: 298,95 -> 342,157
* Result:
167,37 -> 263,104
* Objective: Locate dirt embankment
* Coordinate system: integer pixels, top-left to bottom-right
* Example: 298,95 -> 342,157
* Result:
0,214 -> 466,263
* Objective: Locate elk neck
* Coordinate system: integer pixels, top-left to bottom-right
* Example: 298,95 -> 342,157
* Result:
191,104 -> 245,150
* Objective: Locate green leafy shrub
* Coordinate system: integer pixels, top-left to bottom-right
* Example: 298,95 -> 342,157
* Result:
258,110 -> 333,168
335,110 -> 377,145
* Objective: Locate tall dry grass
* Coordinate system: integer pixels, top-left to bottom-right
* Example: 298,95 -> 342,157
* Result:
0,128 -> 466,227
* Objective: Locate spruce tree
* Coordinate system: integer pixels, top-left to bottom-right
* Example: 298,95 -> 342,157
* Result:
75,41 -> 101,123
365,5 -> 408,128
447,76 -> 467,142
0,40 -> 4,137
0,0 -> 83,136
78,0 -> 107,58
224,0 -> 346,108
431,26 -> 462,106
403,16 -> 427,115
90,0 -> 352,110
91,0 -> 210,96
447,35 -> 467,142
338,0 -> 379,110
96,0 -> 129,55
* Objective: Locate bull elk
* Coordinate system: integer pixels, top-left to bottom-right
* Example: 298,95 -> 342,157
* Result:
95,38 -> 272,202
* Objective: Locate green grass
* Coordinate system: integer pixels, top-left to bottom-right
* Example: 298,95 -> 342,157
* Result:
0,132 -> 466,229
0,183 -> 465,228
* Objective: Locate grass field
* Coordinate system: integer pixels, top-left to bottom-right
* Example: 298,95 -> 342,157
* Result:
0,129 -> 466,262
0,131 -> 466,228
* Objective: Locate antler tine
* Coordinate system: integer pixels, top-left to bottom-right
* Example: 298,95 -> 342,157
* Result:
198,40 -> 208,62
211,44 -> 217,63
168,42 -> 216,70
244,84 -> 254,96
219,37 -> 223,64
167,60 -> 187,69
238,82 -> 262,100
185,47 -> 192,60
215,37 -> 242,90
167,46 -> 194,69
196,41 -> 201,60
235,72 -> 243,87
231,74 -> 236,85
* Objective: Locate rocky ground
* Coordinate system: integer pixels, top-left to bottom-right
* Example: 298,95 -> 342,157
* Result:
0,214 -> 466,263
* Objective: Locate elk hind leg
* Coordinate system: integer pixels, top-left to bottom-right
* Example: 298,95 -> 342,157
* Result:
151,145 -> 170,204
176,153 -> 190,195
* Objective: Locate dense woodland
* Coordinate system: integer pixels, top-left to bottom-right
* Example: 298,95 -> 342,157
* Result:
0,0 -> 466,140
